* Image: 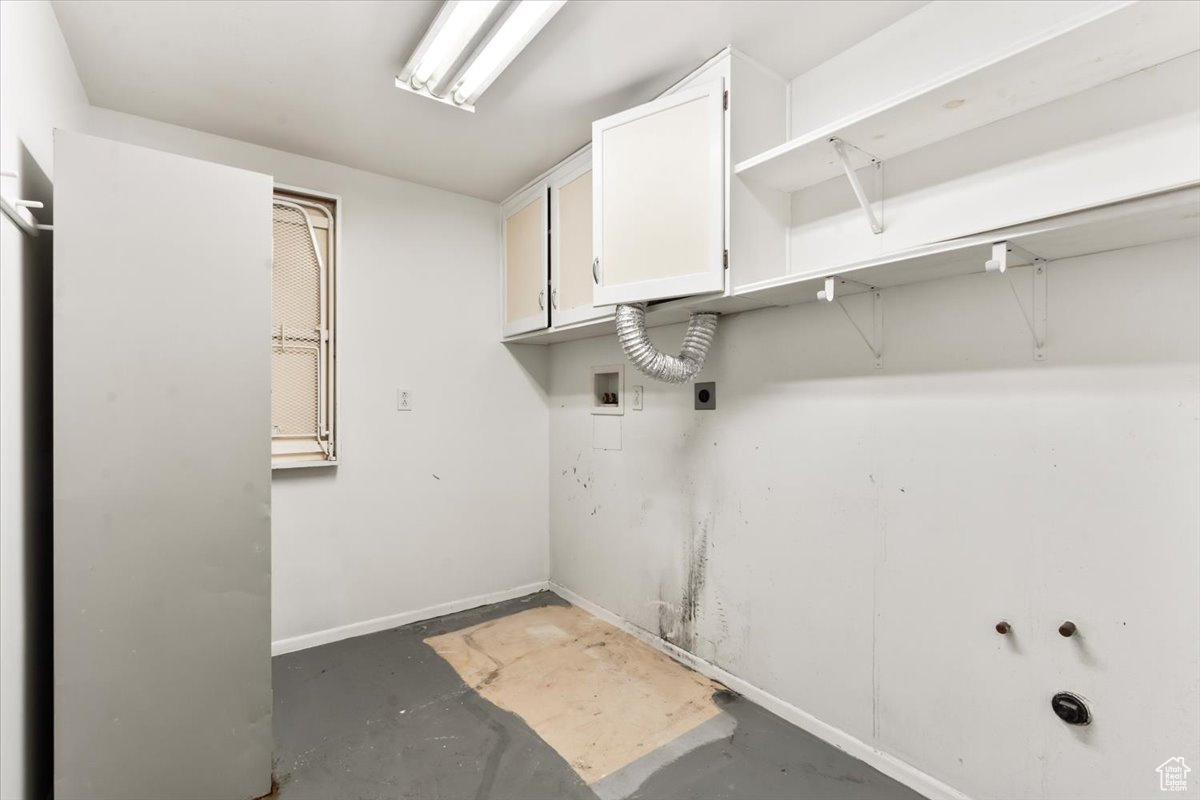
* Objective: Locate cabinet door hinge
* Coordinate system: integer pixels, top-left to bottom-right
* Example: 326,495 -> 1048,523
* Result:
723,249 -> 729,268
723,90 -> 729,111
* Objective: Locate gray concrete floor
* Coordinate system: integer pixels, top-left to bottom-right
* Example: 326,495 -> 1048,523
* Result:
272,591 -> 926,800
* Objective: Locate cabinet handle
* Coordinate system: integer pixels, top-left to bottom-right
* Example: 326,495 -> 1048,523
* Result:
592,257 -> 599,284
538,289 -> 545,310
1058,621 -> 1077,638
995,621 -> 1011,635
551,288 -> 558,309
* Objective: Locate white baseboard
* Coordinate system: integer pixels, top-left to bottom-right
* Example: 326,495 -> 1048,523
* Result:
549,581 -> 971,800
271,581 -> 550,656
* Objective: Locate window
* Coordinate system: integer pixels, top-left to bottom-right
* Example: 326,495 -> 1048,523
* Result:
271,188 -> 338,467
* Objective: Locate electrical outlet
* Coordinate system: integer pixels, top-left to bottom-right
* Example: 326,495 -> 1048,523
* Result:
397,389 -> 412,411
631,385 -> 644,411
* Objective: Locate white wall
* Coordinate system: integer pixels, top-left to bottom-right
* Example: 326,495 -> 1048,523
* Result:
0,2 -> 88,798
547,238 -> 1200,800
80,107 -> 551,652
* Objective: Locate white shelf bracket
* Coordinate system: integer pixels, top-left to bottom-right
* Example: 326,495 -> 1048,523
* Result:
818,277 -> 883,368
0,169 -> 51,236
987,241 -> 1047,361
829,137 -> 883,235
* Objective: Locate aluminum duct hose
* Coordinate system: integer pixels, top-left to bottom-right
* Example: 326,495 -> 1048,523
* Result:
615,303 -> 718,384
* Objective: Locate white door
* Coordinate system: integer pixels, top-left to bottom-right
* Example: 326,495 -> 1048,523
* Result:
502,181 -> 549,337
52,130 -> 273,799
592,79 -> 725,306
550,149 -> 611,326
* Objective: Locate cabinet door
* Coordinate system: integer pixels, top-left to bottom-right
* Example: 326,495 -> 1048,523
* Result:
550,150 -> 611,326
502,182 -> 550,337
592,79 -> 725,306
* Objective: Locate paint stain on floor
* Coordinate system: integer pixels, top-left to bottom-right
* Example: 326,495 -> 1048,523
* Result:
425,604 -> 726,786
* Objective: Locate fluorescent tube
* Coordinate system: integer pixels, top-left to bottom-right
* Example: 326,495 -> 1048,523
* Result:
451,1 -> 566,107
403,1 -> 498,95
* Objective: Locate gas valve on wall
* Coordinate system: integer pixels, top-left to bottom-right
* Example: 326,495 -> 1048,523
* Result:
1051,692 -> 1091,726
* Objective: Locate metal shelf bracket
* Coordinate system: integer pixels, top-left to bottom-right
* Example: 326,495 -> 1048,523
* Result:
818,277 -> 883,368
987,241 -> 1047,361
829,137 -> 883,235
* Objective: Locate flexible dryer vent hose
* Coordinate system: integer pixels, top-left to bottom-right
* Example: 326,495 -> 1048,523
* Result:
615,303 -> 718,384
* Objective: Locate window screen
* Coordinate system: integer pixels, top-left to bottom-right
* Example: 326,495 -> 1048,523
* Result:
271,190 -> 337,466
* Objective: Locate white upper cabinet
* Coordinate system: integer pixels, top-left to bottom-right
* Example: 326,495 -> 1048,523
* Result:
549,148 -> 610,327
498,49 -> 788,341
592,79 -> 727,306
501,181 -> 550,337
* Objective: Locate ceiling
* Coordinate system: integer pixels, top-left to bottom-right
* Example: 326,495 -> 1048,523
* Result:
52,0 -> 924,201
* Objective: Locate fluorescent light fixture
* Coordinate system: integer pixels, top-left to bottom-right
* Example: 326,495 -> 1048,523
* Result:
396,0 -> 566,112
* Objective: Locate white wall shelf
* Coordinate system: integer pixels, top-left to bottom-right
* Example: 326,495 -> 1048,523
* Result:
734,1 -> 1200,194
503,187 -> 1199,346
739,187 -> 1199,305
